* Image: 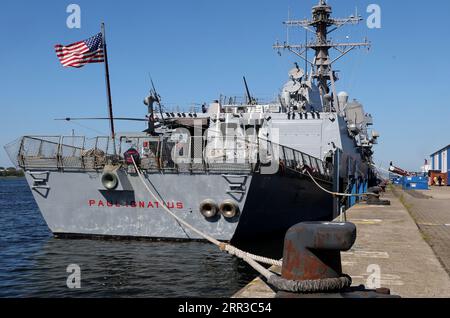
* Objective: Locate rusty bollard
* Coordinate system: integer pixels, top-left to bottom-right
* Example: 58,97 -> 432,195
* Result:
281,222 -> 356,282
366,187 -> 391,206
277,221 -> 399,298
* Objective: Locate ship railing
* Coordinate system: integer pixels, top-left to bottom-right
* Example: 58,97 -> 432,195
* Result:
128,135 -> 333,180
219,95 -> 279,106
266,141 -> 333,181
18,136 -> 64,169
14,135 -> 252,173
14,135 -> 333,180
120,135 -> 254,174
16,135 -> 116,171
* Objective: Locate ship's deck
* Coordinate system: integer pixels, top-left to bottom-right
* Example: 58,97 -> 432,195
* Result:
6,135 -> 332,182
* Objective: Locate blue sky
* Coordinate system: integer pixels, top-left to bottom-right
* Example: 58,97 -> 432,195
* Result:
1,0 -> 449,171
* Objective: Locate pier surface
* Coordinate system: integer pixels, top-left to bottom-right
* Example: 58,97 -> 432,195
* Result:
233,187 -> 450,298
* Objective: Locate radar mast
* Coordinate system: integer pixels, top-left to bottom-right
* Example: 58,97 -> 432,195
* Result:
274,0 -> 370,111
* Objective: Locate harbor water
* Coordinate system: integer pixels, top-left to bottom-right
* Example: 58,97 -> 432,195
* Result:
0,178 -> 256,297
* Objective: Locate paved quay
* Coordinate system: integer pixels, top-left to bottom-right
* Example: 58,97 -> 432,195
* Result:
233,188 -> 450,298
391,186 -> 450,276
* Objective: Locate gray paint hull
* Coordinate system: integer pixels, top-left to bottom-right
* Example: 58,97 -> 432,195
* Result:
25,169 -> 332,242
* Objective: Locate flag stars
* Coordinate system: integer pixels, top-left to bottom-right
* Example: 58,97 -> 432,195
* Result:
54,32 -> 104,68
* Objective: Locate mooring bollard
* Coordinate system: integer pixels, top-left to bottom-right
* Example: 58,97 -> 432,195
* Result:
366,196 -> 391,206
366,186 -> 391,206
281,222 -> 356,282
276,221 -> 400,298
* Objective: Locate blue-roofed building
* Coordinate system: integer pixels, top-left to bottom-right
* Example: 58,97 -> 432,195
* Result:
431,145 -> 450,185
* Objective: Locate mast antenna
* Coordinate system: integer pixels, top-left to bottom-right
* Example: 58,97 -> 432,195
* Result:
243,76 -> 255,105
287,6 -> 290,44
305,28 -> 308,76
149,74 -> 166,124
273,0 -> 370,112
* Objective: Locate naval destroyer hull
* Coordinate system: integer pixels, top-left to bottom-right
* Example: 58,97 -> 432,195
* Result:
24,169 -> 333,243
4,0 -> 380,253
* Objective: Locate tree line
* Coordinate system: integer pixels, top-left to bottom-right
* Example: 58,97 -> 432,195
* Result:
0,167 -> 25,177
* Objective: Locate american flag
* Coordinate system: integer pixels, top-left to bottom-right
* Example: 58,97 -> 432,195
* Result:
55,33 -> 105,68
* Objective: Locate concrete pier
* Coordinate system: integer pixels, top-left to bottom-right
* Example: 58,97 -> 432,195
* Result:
391,186 -> 450,276
233,187 -> 450,298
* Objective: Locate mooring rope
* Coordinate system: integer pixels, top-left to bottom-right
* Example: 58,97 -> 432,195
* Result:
233,249 -> 352,293
302,168 -> 378,198
130,156 -> 281,267
130,156 -> 353,293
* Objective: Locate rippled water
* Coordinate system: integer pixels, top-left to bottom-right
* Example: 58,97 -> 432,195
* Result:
0,178 -> 257,297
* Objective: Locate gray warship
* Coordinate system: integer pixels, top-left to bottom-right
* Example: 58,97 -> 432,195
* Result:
5,1 -> 378,244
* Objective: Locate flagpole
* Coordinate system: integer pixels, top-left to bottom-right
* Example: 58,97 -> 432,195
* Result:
101,22 -> 117,156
